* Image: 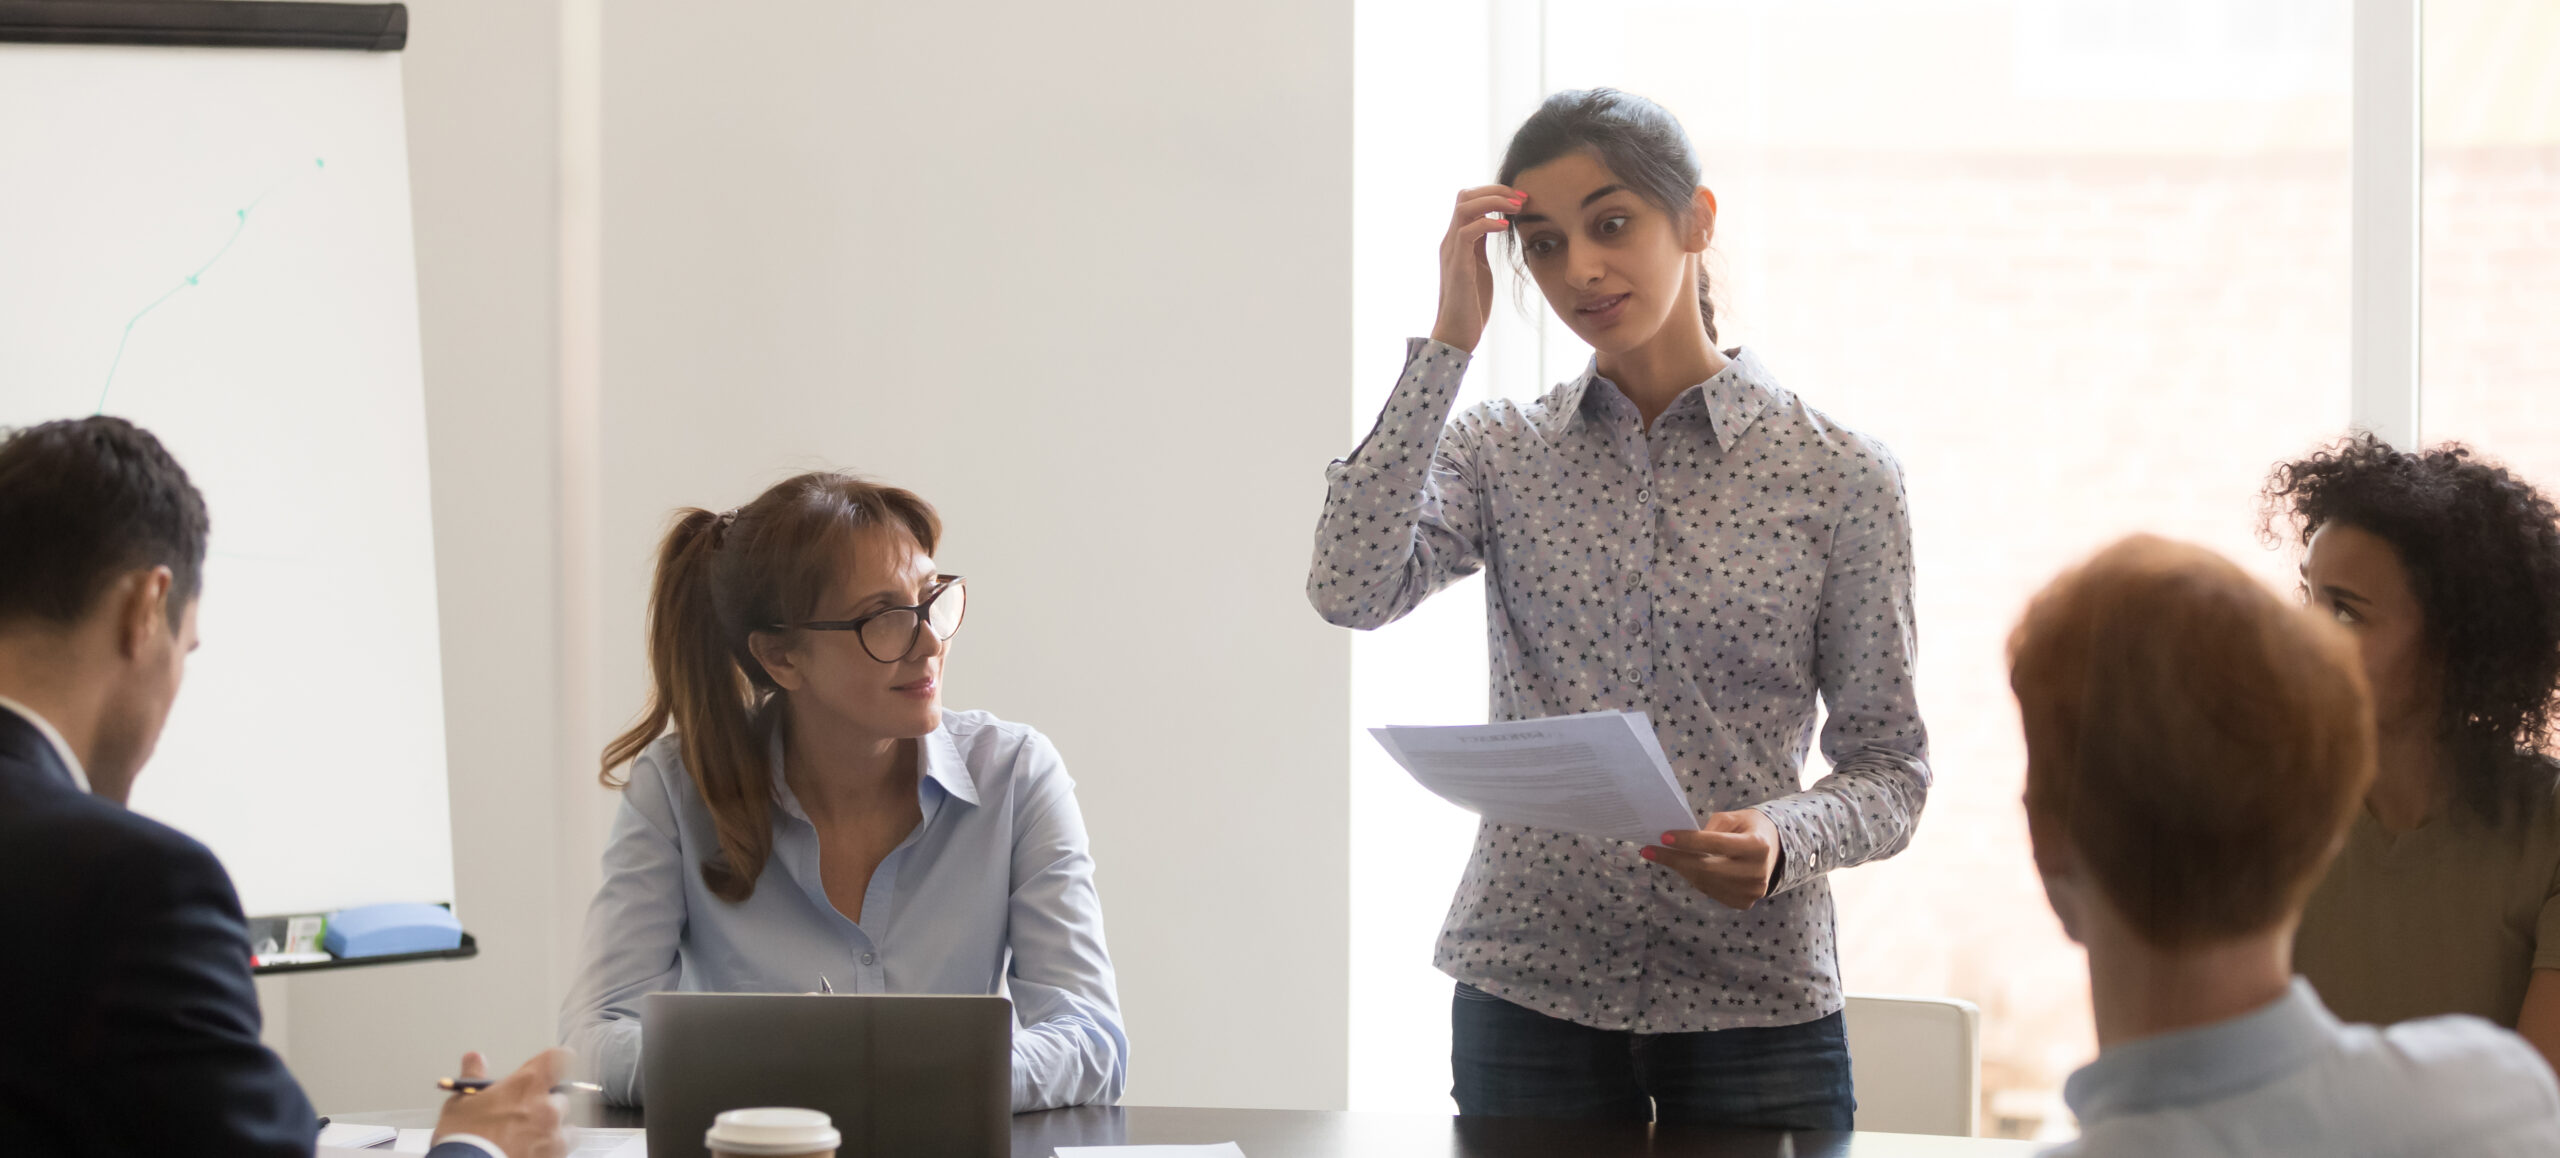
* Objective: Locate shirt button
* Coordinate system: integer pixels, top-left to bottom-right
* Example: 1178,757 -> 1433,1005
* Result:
1625,667 -> 1645,684
1636,488 -> 1653,504
862,952 -> 876,966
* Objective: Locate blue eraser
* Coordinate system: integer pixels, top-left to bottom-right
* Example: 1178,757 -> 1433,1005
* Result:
322,902 -> 463,958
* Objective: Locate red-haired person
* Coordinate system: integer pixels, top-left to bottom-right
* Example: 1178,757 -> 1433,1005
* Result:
2265,436 -> 2560,1069
559,474 -> 1126,1111
2011,535 -> 2560,1155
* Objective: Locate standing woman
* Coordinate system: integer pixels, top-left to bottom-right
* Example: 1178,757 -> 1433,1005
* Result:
1309,89 -> 1928,1128
2269,435 -> 2560,1070
561,472 -> 1127,1111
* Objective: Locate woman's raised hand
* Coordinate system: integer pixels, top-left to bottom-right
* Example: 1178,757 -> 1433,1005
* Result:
1429,185 -> 1524,354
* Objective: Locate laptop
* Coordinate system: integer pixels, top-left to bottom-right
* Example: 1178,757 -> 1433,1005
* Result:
643,992 -> 1013,1158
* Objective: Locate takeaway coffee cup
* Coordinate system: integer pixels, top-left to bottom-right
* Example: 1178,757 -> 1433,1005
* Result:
705,1107 -> 841,1158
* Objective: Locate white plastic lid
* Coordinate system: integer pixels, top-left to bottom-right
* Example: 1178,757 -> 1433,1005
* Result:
704,1107 -> 841,1156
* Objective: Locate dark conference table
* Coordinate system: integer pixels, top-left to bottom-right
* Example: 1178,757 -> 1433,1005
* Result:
342,1102 -> 2044,1157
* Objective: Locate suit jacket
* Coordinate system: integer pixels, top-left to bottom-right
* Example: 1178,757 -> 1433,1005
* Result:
0,707 -> 499,1158
0,704 -> 321,1156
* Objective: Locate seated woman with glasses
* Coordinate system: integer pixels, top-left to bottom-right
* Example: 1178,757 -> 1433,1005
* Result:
560,472 -> 1127,1111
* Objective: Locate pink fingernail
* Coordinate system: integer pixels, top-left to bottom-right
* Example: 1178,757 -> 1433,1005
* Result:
1639,847 -> 1657,861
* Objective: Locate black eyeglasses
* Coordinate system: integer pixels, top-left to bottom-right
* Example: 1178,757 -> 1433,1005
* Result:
778,575 -> 967,663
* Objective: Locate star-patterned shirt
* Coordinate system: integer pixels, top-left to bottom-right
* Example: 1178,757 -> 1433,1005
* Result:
1309,338 -> 1930,1033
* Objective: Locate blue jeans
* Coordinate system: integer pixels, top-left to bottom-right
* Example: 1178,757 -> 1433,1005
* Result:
1450,982 -> 1855,1129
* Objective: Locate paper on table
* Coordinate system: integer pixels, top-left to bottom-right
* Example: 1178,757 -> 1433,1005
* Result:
581,1130 -> 647,1158
318,1123 -> 398,1149
310,1127 -> 426,1155
1055,1145 -> 1247,1158
317,1126 -> 643,1157
1368,710 -> 1697,844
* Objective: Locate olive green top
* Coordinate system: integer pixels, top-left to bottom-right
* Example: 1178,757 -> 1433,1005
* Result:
2295,797 -> 2560,1029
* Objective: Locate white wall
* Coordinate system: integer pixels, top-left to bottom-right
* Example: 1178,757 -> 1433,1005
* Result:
278,0 -> 580,1114
267,0 -> 1357,1114
595,1 -> 1355,1111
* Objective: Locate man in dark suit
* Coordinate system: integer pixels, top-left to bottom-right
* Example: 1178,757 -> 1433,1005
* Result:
0,416 -> 567,1158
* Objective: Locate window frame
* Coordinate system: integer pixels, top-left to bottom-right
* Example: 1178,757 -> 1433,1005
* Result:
2351,0 -> 2423,447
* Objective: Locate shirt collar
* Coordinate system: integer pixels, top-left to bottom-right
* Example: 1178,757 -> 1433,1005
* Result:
1540,347 -> 1778,453
767,713 -> 979,821
0,693 -> 89,794
2063,978 -> 2341,1126
918,724 -> 978,806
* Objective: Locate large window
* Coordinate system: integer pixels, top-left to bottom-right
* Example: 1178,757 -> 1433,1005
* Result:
2420,0 -> 2560,483
1351,0 -> 2539,1138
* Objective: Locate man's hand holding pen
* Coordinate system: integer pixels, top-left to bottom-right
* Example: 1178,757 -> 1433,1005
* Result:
432,1049 -> 577,1158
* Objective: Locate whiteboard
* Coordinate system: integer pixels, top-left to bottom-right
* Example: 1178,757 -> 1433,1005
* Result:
0,44 -> 455,918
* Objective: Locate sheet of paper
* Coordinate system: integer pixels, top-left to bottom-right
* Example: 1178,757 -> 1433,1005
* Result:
578,1129 -> 646,1158
318,1123 -> 397,1149
1369,710 -> 1697,844
319,1126 -> 642,1157
312,1128 -> 425,1155
1055,1145 -> 1248,1158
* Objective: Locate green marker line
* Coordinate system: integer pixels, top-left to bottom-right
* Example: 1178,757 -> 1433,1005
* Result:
95,157 -> 325,414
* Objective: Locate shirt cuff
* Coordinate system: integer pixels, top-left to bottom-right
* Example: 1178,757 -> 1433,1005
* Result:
1407,335 -> 1471,363
1753,801 -> 1821,897
430,1132 -> 506,1158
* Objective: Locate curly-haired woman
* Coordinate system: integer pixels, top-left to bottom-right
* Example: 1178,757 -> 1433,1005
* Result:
2265,434 -> 2560,1068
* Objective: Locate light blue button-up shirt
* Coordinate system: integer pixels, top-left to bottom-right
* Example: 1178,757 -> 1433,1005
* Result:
560,709 -> 1127,1112
2049,979 -> 2560,1156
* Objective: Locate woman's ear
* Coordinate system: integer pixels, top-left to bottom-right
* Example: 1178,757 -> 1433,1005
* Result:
1687,185 -> 1718,253
746,629 -> 806,693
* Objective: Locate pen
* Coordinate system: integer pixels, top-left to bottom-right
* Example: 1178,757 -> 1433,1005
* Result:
438,1078 -> 604,1095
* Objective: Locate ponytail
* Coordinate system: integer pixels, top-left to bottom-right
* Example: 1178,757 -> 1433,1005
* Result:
1697,262 -> 1718,345
601,507 -> 774,901
601,473 -> 944,903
